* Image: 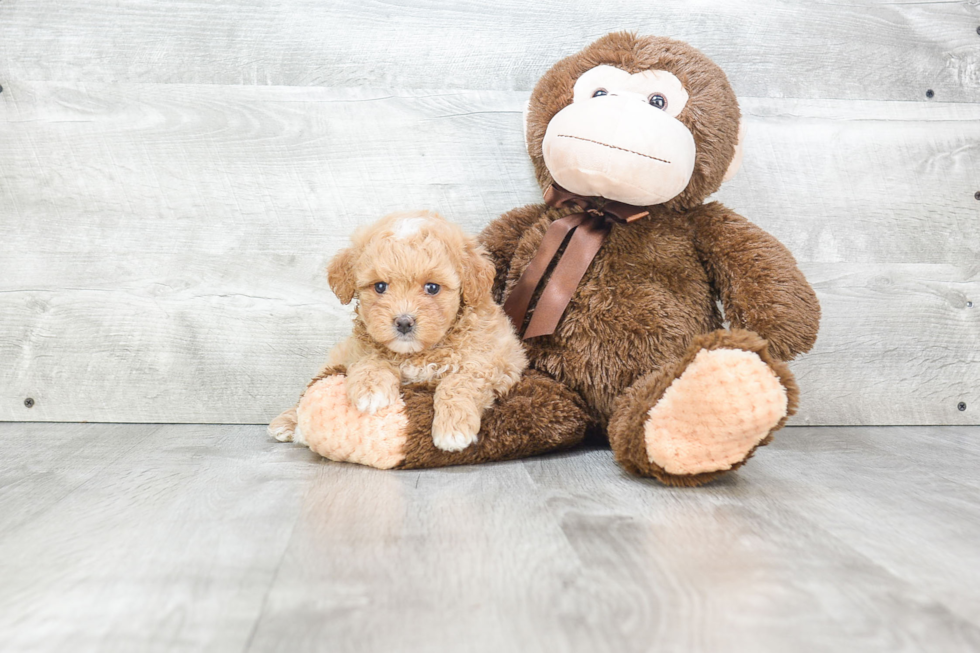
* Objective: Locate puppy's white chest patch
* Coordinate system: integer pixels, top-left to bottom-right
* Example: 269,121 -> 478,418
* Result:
401,362 -> 457,385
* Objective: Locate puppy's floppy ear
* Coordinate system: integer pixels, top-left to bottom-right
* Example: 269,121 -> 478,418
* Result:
459,241 -> 496,308
326,246 -> 358,305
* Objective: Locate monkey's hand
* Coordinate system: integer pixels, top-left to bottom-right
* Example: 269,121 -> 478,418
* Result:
478,205 -> 550,304
693,206 -> 820,361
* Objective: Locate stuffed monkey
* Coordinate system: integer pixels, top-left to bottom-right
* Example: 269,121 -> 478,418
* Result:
271,32 -> 819,486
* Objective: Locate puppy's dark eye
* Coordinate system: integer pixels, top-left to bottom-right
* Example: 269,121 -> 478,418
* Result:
592,88 -> 608,98
648,93 -> 667,110
424,283 -> 440,295
374,282 -> 388,294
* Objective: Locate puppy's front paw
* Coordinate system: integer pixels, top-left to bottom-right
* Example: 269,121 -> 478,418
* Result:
432,429 -> 479,452
346,377 -> 399,415
431,401 -> 480,452
355,392 -> 391,414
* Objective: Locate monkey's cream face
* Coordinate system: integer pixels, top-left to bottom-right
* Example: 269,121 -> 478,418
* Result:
355,234 -> 462,355
541,65 -> 698,206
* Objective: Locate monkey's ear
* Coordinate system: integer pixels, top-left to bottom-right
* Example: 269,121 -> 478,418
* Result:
459,243 -> 496,308
326,247 -> 358,305
522,98 -> 532,156
722,120 -> 745,182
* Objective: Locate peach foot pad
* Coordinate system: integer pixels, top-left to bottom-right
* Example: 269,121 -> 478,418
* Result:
644,348 -> 788,476
296,375 -> 408,470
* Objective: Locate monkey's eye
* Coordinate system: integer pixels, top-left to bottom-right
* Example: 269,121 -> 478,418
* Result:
374,282 -> 388,294
592,88 -> 608,98
648,93 -> 667,110
424,282 -> 441,296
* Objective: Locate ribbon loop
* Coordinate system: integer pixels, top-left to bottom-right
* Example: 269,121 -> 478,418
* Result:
503,184 -> 649,339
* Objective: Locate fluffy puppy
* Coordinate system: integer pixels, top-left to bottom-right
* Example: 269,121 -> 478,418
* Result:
272,211 -> 527,452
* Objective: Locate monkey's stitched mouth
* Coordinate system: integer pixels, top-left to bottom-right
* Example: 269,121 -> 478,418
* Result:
556,134 -> 671,165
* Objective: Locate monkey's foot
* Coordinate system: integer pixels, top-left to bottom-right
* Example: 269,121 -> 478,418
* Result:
608,329 -> 798,486
644,347 -> 787,476
295,375 -> 408,469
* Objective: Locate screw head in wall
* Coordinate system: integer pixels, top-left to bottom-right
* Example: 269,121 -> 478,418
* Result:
925,89 -> 935,99
958,402 -> 967,412
975,191 -> 980,200
24,397 -> 34,408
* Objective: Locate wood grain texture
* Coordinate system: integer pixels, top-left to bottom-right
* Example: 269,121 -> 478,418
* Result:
0,0 -> 978,102
1,82 -> 977,424
0,423 -> 320,653
756,425 -> 980,627
793,263 -> 979,425
1,423 -> 980,652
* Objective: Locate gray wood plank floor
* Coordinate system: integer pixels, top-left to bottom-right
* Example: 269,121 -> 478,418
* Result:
1,423 -> 978,652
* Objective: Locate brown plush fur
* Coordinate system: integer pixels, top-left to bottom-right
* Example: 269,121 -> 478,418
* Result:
477,32 -> 820,484
398,370 -> 589,468
482,201 -> 818,427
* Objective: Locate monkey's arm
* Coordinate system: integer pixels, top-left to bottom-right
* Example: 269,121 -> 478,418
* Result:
692,204 -> 820,361
478,204 -> 547,303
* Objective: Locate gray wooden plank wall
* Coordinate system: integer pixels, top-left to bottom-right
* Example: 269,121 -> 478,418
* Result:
0,1 -> 978,424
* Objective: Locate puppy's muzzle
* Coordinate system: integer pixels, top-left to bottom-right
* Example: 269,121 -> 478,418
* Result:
394,314 -> 416,335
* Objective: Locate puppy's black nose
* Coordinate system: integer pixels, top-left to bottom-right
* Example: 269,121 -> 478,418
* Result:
395,315 -> 416,335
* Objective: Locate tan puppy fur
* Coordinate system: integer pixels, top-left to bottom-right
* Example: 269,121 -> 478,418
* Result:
309,211 -> 526,452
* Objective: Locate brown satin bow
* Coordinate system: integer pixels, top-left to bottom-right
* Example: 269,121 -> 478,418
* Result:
503,183 -> 649,339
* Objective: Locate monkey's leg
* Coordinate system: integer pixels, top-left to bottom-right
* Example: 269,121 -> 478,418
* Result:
267,362 -> 348,443
291,369 -> 590,470
607,329 -> 798,487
